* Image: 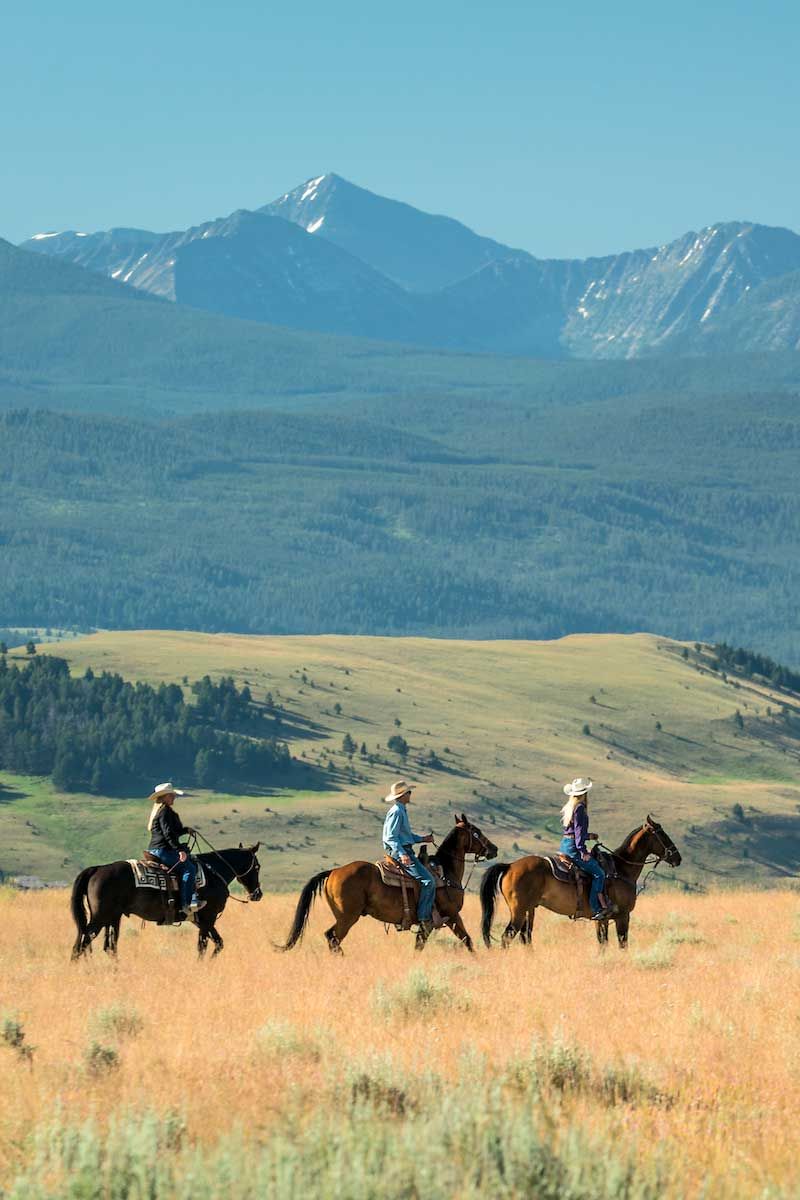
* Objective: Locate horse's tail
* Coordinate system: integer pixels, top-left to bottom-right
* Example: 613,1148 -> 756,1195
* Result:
480,862 -> 510,948
278,869 -> 331,951
70,865 -> 98,958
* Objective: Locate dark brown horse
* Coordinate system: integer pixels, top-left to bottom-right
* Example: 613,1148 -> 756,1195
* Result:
480,816 -> 681,950
70,844 -> 263,959
280,814 -> 497,954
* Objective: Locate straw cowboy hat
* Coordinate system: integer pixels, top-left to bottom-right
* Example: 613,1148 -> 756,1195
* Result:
563,777 -> 593,797
383,780 -> 415,804
147,781 -> 185,804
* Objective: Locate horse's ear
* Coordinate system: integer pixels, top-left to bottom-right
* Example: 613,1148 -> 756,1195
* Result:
645,815 -> 654,828
454,811 -> 460,824
251,841 -> 260,852
461,812 -> 468,824
239,841 -> 244,849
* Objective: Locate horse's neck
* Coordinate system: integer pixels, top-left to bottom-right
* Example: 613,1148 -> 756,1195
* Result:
613,828 -> 651,882
435,830 -> 466,883
208,850 -> 240,883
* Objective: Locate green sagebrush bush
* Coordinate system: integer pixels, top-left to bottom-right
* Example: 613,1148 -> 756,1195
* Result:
90,1004 -> 144,1041
1,1013 -> 34,1062
371,966 -> 471,1020
3,1052 -> 682,1200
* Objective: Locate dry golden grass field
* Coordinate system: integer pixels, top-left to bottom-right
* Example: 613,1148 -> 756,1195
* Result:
1,884 -> 799,1199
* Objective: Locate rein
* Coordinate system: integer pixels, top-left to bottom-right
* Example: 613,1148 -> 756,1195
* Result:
436,826 -> 492,893
191,831 -> 258,903
596,825 -> 670,895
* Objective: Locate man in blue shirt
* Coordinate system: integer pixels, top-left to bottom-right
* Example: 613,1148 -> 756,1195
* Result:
382,780 -> 436,932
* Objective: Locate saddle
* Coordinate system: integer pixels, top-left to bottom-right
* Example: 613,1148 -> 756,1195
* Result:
128,853 -> 207,925
543,849 -> 616,921
375,852 -> 447,932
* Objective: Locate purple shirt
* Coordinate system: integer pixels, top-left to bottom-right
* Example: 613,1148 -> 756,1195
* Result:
563,803 -> 589,853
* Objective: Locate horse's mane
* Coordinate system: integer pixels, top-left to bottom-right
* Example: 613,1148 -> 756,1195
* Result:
612,822 -> 651,859
431,824 -> 460,874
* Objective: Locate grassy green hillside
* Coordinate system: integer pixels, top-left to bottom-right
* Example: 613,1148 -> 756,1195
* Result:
2,630 -> 798,889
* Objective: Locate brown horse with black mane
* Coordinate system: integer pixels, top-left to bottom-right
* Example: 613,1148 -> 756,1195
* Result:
280,814 -> 497,953
480,816 -> 681,950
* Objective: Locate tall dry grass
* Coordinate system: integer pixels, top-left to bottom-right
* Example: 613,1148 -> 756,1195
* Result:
0,885 -> 798,1197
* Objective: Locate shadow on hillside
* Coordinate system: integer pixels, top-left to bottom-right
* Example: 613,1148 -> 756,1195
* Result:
264,710 -> 330,743
698,812 -> 800,876
0,783 -> 27,804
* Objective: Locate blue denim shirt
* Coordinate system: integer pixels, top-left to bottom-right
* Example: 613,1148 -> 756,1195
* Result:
382,803 -> 424,859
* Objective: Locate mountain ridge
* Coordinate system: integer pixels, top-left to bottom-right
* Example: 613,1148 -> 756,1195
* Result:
17,175 -> 800,358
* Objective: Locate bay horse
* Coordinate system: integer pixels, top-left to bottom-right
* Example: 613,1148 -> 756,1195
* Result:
480,816 -> 680,950
279,814 -> 497,954
70,844 -> 262,959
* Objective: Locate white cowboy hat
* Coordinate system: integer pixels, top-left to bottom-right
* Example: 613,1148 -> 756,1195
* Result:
147,781 -> 185,803
563,777 -> 593,797
383,780 -> 415,804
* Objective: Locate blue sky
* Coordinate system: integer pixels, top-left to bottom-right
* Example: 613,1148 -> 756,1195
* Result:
2,0 -> 798,257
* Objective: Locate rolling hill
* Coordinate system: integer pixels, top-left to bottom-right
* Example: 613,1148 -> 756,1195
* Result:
2,630 -> 799,889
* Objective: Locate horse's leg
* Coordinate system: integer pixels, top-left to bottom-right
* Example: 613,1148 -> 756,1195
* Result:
596,919 -> 609,948
207,925 -> 224,956
615,911 -> 630,950
499,865 -> 544,948
519,908 -> 536,945
446,912 -> 474,953
103,919 -> 121,956
324,912 -> 359,955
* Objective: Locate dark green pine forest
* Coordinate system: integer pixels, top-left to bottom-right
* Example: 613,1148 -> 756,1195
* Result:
0,653 -> 295,794
2,237 -> 800,663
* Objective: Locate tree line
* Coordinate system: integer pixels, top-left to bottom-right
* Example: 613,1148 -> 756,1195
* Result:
0,654 -> 292,793
711,643 -> 800,694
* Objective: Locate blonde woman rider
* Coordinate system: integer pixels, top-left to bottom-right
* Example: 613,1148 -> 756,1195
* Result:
146,782 -> 205,914
559,778 -> 610,920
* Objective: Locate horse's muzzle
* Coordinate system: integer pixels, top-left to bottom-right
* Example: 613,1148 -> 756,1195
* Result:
250,888 -> 263,902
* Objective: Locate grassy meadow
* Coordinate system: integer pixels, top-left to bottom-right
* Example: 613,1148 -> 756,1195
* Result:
1,885 -> 799,1198
2,629 -> 800,889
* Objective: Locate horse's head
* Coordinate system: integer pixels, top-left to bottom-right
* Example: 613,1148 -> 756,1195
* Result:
454,812 -> 498,861
642,817 -> 681,867
237,842 -> 263,900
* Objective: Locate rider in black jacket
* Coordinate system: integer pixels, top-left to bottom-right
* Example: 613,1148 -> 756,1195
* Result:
146,782 -> 205,913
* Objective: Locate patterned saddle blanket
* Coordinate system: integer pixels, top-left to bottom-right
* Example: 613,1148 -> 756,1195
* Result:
128,858 -> 207,892
375,856 -> 445,889
545,847 -> 616,884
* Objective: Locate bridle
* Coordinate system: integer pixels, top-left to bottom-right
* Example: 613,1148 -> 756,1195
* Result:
599,820 -> 679,894
467,824 -> 493,862
457,822 -> 495,892
192,832 -> 262,902
643,821 -> 680,867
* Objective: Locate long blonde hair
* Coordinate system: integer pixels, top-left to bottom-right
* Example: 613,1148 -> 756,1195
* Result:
560,792 -> 588,828
147,802 -> 164,832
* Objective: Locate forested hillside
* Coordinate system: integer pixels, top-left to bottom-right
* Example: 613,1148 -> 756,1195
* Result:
0,653 -> 293,793
2,387 -> 800,662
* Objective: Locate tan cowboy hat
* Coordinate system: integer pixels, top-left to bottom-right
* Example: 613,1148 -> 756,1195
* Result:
563,777 -> 593,797
147,781 -> 185,804
383,779 -> 415,804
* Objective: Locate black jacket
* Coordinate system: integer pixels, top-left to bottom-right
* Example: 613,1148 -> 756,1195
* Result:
148,805 -> 189,852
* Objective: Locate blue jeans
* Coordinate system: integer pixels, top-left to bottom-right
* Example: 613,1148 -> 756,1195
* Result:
560,836 -> 606,914
149,847 -> 198,909
394,851 -> 435,922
